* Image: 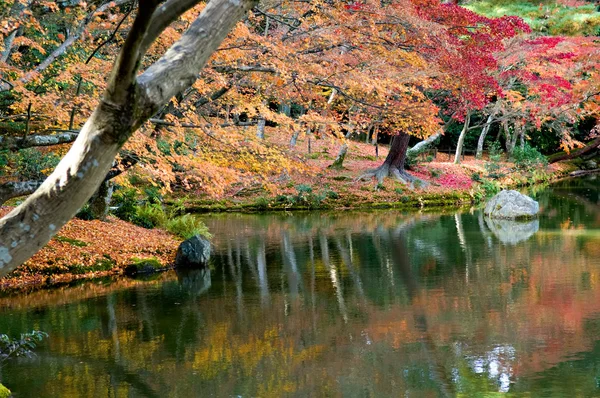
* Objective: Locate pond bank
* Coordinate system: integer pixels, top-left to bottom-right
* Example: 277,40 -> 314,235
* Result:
0,161 -> 578,293
175,161 -> 577,213
0,209 -> 181,293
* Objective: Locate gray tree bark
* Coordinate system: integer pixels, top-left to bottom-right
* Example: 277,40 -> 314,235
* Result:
454,111 -> 471,164
0,0 -> 258,276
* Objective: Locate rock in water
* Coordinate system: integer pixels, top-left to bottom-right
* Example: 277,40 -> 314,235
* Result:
175,235 -> 211,268
484,190 -> 539,220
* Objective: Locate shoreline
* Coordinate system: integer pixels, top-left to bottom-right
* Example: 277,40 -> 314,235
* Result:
0,163 -> 581,294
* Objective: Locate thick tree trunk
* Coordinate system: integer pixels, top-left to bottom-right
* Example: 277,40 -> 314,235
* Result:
358,131 -> 422,187
0,0 -> 257,276
476,113 -> 494,159
454,111 -> 471,164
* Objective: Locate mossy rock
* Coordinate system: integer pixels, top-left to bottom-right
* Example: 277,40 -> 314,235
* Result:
124,257 -> 166,276
0,383 -> 11,398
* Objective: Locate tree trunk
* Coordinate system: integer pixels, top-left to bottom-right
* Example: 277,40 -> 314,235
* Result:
0,0 -> 257,276
476,113 -> 494,159
256,117 -> 266,139
290,130 -> 299,147
454,111 -> 471,164
330,143 -> 348,169
548,136 -> 600,163
0,181 -> 44,206
87,180 -> 114,220
359,131 -> 421,187
406,130 -> 442,158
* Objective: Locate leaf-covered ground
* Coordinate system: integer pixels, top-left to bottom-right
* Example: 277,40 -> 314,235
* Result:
0,209 -> 180,291
180,130 -> 574,210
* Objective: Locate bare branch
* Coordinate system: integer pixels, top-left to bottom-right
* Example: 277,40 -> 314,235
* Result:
0,132 -> 79,151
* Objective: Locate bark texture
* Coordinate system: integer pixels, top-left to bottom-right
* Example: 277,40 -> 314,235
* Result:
359,131 -> 422,187
0,0 -> 257,276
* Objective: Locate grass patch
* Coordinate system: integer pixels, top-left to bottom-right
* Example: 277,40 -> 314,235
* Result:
54,236 -> 89,247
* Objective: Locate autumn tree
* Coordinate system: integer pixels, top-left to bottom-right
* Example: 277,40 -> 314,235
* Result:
0,0 -> 259,275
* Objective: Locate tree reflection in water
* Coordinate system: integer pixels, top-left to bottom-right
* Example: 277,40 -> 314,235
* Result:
2,177 -> 600,396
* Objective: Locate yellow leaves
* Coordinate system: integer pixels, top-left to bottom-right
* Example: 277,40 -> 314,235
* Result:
13,36 -> 45,54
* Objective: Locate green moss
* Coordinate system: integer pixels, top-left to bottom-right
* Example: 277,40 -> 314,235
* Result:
0,383 -> 11,398
124,257 -> 166,276
54,236 -> 89,247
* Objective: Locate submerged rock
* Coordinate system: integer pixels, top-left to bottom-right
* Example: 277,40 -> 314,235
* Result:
485,217 -> 539,244
484,190 -> 539,220
175,235 -> 211,268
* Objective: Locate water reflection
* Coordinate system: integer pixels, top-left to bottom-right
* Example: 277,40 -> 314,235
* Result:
1,177 -> 600,396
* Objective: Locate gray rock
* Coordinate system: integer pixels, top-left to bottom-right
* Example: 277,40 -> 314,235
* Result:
484,217 -> 539,244
175,235 -> 211,268
484,190 -> 539,220
583,160 -> 598,170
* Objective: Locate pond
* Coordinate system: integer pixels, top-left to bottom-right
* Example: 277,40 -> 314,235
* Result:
1,176 -> 600,396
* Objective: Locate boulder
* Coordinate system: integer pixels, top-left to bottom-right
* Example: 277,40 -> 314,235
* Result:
484,190 -> 539,220
175,235 -> 211,268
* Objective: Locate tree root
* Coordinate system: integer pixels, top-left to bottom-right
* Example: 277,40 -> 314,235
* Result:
357,164 -> 428,189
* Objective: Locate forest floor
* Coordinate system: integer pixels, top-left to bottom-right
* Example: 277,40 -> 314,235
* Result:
0,133 -> 578,292
177,132 -> 577,212
0,208 -> 180,292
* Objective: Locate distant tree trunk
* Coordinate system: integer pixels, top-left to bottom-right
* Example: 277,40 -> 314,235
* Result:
476,113 -> 494,159
454,111 -> 471,164
406,130 -> 442,158
256,117 -> 266,139
87,180 -> 114,220
359,131 -> 422,187
290,130 -> 299,147
329,120 -> 354,169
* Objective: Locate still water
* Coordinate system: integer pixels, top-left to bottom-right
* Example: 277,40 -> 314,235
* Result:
2,176 -> 600,397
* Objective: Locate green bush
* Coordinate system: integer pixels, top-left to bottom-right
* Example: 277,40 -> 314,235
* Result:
484,141 -> 505,179
166,214 -> 211,240
480,179 -> 500,197
471,172 -> 482,182
112,188 -> 139,222
512,143 -> 547,171
13,148 -> 60,180
134,203 -> 168,229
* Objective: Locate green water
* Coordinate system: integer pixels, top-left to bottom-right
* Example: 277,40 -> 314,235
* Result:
2,176 -> 600,397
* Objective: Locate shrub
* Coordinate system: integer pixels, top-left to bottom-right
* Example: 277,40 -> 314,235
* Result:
134,203 -> 168,229
480,179 -> 500,197
484,141 -> 505,179
13,148 -> 60,180
512,143 -> 547,171
471,172 -> 482,182
112,188 -> 139,222
166,214 -> 211,240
